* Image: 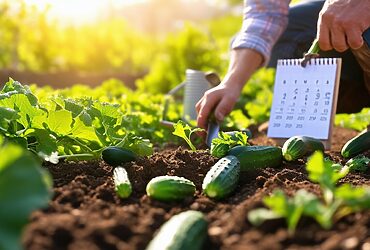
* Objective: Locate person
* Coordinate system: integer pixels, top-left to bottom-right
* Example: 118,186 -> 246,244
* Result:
195,0 -> 370,133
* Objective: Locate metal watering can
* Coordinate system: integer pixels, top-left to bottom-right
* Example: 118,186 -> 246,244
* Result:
161,69 -> 221,127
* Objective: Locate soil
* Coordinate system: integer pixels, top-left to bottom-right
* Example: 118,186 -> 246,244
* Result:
22,127 -> 370,250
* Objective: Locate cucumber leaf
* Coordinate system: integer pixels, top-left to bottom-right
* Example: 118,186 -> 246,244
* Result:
172,120 -> 203,151
210,131 -> 249,158
0,140 -> 52,250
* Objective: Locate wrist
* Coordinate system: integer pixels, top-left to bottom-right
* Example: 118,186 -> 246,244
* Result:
221,72 -> 246,92
222,48 -> 263,90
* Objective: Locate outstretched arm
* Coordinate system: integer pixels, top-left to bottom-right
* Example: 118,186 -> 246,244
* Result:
196,0 -> 290,131
196,48 -> 263,130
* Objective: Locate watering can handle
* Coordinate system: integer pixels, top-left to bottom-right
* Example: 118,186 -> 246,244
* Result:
205,72 -> 221,86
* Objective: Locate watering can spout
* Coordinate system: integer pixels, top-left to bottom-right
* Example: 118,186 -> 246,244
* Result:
161,69 -> 221,127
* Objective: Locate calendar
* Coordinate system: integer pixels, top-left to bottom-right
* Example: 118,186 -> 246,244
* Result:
267,58 -> 341,149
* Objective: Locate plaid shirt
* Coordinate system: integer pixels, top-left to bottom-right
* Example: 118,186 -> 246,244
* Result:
231,0 -> 291,65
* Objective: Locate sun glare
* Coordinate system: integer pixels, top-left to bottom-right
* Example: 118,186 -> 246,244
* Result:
24,0 -> 146,24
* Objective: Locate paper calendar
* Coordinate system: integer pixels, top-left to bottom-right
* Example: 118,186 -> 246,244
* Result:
267,58 -> 342,149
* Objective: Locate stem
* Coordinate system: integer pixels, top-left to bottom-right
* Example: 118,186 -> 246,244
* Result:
63,136 -> 93,153
307,38 -> 320,54
57,153 -> 95,159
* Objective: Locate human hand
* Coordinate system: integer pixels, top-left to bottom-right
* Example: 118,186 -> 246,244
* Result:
317,0 -> 370,52
195,83 -> 242,132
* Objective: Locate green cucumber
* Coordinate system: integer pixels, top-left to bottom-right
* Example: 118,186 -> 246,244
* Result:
113,166 -> 132,198
145,210 -> 208,250
282,136 -> 325,161
146,176 -> 196,202
202,155 -> 240,199
228,145 -> 282,171
101,146 -> 136,166
341,131 -> 370,158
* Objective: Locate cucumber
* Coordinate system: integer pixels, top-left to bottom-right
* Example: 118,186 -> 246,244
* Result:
101,146 -> 136,166
341,130 -> 370,158
113,166 -> 132,198
202,155 -> 240,199
228,145 -> 282,171
145,210 -> 208,250
146,176 -> 196,202
282,136 -> 325,161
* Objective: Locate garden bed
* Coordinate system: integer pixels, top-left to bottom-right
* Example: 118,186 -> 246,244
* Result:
22,126 -> 370,250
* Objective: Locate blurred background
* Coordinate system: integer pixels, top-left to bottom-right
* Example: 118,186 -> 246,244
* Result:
0,0 -> 246,91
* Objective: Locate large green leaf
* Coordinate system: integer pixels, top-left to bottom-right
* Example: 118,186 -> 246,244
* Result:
47,110 -> 73,135
0,143 -> 52,250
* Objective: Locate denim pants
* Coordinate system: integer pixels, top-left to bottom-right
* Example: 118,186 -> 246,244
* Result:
267,0 -> 370,113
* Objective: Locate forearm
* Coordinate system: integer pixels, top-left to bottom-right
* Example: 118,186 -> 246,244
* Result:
222,48 -> 263,90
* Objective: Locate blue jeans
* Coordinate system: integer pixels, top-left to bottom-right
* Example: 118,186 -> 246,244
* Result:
268,0 -> 370,113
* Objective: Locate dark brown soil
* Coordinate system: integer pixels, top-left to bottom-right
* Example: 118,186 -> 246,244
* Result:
22,127 -> 370,250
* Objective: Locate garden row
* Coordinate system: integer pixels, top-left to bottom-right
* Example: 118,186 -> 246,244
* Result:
0,78 -> 369,249
102,128 -> 370,249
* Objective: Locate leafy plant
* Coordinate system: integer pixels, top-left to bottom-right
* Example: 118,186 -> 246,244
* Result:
0,79 -> 156,163
345,155 -> 370,173
335,108 -> 370,132
248,151 -> 370,233
0,136 -> 52,250
172,120 -> 203,151
210,131 -> 249,158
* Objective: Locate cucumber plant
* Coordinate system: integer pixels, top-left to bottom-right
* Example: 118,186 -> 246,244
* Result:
172,121 -> 203,151
210,131 -> 249,158
345,155 -> 370,173
248,151 -> 370,233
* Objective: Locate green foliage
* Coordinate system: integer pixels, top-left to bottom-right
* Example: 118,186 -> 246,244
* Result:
136,23 -> 224,93
239,68 -> 275,124
307,152 -> 349,204
172,120 -> 203,151
335,108 -> 370,132
345,155 -> 370,173
115,133 -> 153,157
210,131 -> 249,158
0,78 -> 169,162
248,189 -> 332,233
0,0 -> 157,74
0,136 -> 52,250
248,151 -> 370,233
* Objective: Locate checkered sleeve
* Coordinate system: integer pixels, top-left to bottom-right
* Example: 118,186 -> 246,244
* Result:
231,0 -> 290,65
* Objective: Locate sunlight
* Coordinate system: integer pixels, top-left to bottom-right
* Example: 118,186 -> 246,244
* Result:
24,0 -> 147,24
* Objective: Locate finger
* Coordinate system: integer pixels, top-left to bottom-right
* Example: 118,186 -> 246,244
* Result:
318,22 -> 332,51
197,95 -> 220,130
195,97 -> 203,114
345,28 -> 364,49
214,96 -> 235,123
330,28 -> 348,52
